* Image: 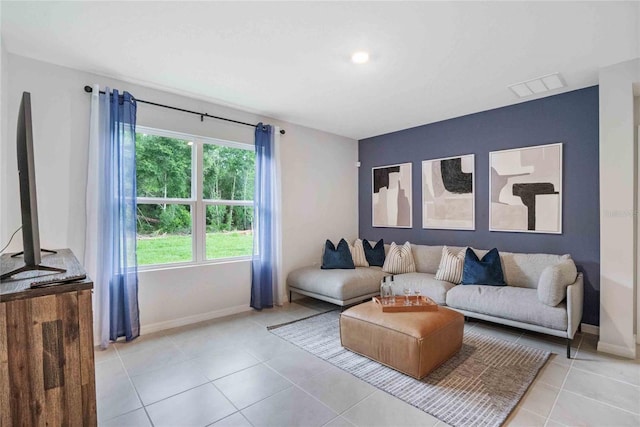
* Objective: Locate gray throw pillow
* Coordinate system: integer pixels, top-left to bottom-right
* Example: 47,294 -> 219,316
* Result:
537,259 -> 578,306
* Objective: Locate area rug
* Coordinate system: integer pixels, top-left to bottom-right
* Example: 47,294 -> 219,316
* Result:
268,311 -> 549,427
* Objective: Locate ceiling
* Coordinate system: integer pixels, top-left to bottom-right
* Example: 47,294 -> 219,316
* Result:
1,1 -> 638,140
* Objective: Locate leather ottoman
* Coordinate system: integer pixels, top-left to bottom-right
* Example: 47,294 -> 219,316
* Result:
340,301 -> 464,379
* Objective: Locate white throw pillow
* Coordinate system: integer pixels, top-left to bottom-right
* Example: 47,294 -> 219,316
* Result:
382,241 -> 416,274
537,259 -> 578,306
435,246 -> 465,284
348,239 -> 369,267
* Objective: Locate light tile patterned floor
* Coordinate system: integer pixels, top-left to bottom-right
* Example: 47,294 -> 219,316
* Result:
95,299 -> 640,426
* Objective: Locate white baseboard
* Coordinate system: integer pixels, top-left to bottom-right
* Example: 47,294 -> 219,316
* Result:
597,340 -> 637,359
140,304 -> 252,335
580,323 -> 599,336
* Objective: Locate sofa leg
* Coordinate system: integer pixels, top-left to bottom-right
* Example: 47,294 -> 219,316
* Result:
566,338 -> 571,359
289,290 -> 292,303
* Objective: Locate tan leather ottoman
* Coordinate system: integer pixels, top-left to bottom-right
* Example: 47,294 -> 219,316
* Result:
340,301 -> 464,379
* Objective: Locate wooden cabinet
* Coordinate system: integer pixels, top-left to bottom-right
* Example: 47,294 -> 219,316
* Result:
0,251 -> 97,426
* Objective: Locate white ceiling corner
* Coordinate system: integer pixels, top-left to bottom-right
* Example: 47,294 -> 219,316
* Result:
1,1 -> 638,140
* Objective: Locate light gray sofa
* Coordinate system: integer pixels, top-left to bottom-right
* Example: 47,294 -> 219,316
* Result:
287,243 -> 583,357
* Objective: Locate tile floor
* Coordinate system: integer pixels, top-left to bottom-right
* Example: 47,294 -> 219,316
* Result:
95,299 -> 640,427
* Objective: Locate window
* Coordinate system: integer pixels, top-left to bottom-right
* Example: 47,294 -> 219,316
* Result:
135,127 -> 254,267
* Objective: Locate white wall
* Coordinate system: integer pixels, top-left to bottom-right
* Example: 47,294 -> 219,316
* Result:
636,94 -> 640,344
599,57 -> 640,358
1,54 -> 358,337
1,8 -> 7,244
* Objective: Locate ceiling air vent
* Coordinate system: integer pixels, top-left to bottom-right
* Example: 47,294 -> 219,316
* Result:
508,73 -> 565,98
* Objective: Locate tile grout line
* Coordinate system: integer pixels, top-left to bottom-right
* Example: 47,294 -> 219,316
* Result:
122,353 -> 215,416
517,406 -> 549,422
251,359 -> 354,418
96,304 -> 319,426
205,410 -> 255,427
222,361 -> 297,412
98,405 -> 150,426
561,335 -> 640,416
101,307 -> 637,427
568,343 -> 640,388
558,387 -> 640,416
568,362 -> 640,388
208,380 -> 250,425
543,333 -> 581,427
112,343 -> 156,427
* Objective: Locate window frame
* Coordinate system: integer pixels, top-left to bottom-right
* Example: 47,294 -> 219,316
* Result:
136,126 -> 254,271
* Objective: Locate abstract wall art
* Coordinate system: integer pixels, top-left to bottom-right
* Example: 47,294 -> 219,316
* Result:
490,143 -> 563,233
372,163 -> 412,228
422,154 -> 475,230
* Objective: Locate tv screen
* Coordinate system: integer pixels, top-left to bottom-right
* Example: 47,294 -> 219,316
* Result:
1,92 -> 65,280
16,91 -> 41,267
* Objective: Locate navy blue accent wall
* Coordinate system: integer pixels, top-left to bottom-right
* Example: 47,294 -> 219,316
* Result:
358,86 -> 600,325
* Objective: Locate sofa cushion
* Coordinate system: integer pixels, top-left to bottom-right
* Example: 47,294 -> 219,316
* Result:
446,285 -> 567,330
348,239 -> 370,267
461,248 -> 506,286
363,239 -> 385,267
321,239 -> 355,270
287,266 -> 387,301
537,259 -> 578,306
410,244 -> 444,274
389,272 -> 456,305
435,246 -> 465,284
383,242 -> 416,274
500,252 -> 571,289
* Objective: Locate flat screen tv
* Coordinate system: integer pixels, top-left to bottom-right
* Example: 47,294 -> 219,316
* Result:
1,92 -> 65,280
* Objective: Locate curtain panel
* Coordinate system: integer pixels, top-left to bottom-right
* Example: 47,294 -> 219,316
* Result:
251,123 -> 283,309
85,85 -> 140,348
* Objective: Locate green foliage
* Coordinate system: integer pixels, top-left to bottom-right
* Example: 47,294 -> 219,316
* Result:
202,144 -> 255,201
135,133 -> 255,237
136,134 -> 192,198
159,205 -> 191,233
205,206 -> 253,233
136,204 -> 191,235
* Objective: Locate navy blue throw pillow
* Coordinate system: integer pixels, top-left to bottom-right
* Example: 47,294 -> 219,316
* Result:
363,239 -> 385,267
461,248 -> 506,286
321,239 -> 355,269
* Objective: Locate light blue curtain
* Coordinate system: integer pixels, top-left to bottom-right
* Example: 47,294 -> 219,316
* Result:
251,124 -> 275,310
98,88 -> 140,342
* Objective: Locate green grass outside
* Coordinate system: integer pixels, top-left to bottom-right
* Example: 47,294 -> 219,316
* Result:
137,232 -> 253,266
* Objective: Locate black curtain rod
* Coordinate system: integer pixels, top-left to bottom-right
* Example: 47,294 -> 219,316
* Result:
83,85 -> 285,135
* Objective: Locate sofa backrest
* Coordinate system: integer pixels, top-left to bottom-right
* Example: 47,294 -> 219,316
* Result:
410,244 -> 446,274
500,252 -> 571,288
408,243 -> 570,288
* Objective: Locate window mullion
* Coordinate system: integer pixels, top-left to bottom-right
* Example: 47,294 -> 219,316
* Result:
194,140 -> 205,262
203,200 -> 253,207
137,197 -> 192,205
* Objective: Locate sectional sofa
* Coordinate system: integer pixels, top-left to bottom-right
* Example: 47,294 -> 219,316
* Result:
287,243 -> 583,357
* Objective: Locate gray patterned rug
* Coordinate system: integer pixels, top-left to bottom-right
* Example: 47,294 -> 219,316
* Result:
269,311 -> 550,427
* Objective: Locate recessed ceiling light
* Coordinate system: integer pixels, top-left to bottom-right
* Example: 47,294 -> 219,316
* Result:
508,72 -> 566,98
351,51 -> 370,64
